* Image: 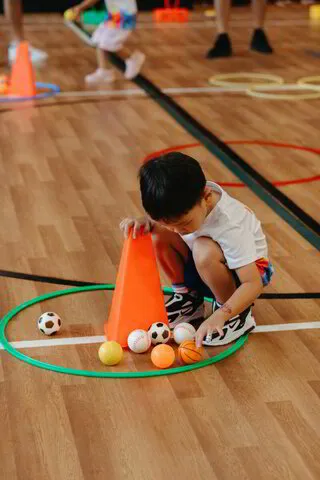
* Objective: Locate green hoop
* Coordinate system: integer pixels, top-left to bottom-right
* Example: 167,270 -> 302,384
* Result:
0,284 -> 248,378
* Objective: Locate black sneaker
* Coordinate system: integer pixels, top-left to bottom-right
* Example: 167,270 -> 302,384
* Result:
202,305 -> 256,346
206,33 -> 233,59
250,28 -> 273,54
165,292 -> 205,329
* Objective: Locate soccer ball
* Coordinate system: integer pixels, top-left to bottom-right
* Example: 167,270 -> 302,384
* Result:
148,322 -> 171,345
37,312 -> 61,336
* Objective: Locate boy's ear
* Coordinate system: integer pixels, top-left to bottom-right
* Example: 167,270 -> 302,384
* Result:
203,186 -> 212,200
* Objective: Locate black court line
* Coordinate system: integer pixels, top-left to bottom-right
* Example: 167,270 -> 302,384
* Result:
0,269 -> 319,299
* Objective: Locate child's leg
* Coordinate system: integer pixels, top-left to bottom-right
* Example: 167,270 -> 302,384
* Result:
193,237 -> 256,346
85,47 -> 115,84
152,226 -> 189,286
250,0 -> 273,53
152,227 -> 205,326
97,47 -> 109,70
206,0 -> 232,59
124,50 -> 145,80
193,237 -> 237,304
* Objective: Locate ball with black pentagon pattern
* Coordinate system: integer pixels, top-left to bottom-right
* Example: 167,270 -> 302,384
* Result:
148,322 -> 171,345
37,312 -> 62,336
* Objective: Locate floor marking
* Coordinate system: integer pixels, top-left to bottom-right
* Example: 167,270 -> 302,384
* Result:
56,84 -> 316,100
57,88 -> 144,98
1,84 -> 317,108
57,86 -> 246,99
0,335 -> 105,350
1,322 -> 319,351
254,321 -> 320,333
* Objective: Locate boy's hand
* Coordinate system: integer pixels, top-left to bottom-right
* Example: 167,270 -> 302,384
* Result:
119,217 -> 153,239
72,6 -> 82,20
195,311 -> 226,348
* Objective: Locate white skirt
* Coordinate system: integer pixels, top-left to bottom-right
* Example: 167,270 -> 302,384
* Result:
92,24 -> 132,52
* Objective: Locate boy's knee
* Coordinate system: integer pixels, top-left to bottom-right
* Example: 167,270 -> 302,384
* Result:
151,231 -> 164,253
152,228 -> 189,260
193,237 -> 224,271
151,228 -> 173,253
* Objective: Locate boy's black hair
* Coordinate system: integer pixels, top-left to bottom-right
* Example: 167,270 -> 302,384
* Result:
139,152 -> 206,221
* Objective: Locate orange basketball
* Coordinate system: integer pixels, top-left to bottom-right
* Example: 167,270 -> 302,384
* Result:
151,344 -> 175,369
178,340 -> 203,365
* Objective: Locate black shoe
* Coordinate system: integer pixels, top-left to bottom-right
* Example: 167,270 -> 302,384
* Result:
165,292 -> 204,329
250,28 -> 273,54
202,305 -> 256,346
206,33 -> 233,59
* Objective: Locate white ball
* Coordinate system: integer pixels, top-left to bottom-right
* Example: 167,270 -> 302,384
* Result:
148,322 -> 171,345
173,323 -> 196,345
37,312 -> 61,336
127,329 -> 151,353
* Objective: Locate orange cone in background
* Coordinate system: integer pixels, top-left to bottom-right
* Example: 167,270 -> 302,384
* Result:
8,42 -> 36,97
105,233 -> 168,348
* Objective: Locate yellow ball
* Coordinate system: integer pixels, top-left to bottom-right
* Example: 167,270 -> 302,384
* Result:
310,5 -> 320,20
98,341 -> 123,366
204,9 -> 216,18
64,9 -> 76,21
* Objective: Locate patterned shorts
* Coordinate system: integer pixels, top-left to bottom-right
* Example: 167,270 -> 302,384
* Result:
184,251 -> 274,298
92,25 -> 132,52
255,257 -> 274,287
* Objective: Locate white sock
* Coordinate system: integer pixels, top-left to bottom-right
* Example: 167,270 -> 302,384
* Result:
172,283 -> 189,294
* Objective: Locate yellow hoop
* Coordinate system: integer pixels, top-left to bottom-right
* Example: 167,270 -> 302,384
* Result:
297,76 -> 320,90
246,84 -> 320,101
208,72 -> 284,88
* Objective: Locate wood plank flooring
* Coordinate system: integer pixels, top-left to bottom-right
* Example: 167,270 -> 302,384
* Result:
0,6 -> 319,480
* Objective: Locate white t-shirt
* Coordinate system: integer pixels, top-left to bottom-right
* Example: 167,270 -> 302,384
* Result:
182,181 -> 268,270
105,0 -> 137,14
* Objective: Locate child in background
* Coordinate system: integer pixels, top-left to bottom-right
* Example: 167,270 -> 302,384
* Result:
120,153 -> 274,348
73,0 -> 145,83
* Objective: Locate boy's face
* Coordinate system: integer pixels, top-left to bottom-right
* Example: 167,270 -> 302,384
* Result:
157,188 -> 213,235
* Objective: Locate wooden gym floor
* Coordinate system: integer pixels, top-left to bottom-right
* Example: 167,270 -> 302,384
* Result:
0,6 -> 319,480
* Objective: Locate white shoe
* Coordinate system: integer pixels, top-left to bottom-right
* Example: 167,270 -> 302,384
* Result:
202,307 -> 256,346
8,42 -> 48,65
125,51 -> 145,80
85,68 -> 115,84
165,292 -> 205,329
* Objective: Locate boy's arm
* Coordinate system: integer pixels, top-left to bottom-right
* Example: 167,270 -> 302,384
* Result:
195,262 -> 263,347
217,262 -> 263,320
74,0 -> 100,13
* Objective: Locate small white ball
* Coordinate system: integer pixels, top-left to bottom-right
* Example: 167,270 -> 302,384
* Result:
173,322 -> 196,345
37,312 -> 61,336
127,329 -> 151,353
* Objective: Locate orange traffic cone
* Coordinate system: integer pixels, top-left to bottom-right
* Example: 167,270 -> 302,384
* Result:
105,232 -> 168,347
8,42 -> 36,97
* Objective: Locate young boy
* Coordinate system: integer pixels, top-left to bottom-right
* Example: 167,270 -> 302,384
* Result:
120,152 -> 274,348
